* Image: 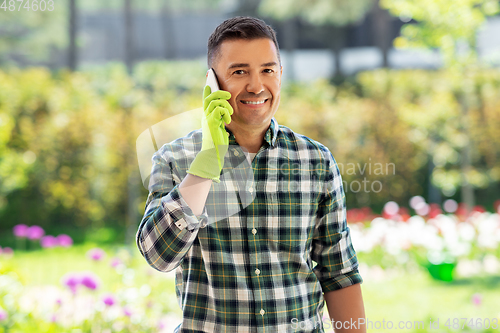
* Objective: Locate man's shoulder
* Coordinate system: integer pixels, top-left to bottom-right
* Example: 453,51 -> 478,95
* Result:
276,124 -> 331,160
157,129 -> 202,160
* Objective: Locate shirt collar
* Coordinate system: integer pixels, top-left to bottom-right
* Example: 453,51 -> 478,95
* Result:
227,117 -> 280,148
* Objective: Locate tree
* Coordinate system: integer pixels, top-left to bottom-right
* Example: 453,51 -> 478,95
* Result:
258,0 -> 375,77
68,0 -> 78,71
380,0 -> 500,210
0,3 -> 67,67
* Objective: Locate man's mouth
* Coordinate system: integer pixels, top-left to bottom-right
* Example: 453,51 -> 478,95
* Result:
240,99 -> 269,105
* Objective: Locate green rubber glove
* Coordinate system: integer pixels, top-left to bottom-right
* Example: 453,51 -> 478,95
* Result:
187,85 -> 233,182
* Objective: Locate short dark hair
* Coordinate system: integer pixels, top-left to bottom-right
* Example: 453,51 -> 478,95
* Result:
207,16 -> 280,68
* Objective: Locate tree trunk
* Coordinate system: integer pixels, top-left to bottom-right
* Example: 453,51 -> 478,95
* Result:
161,0 -> 177,59
372,0 -> 391,68
124,0 -> 134,74
329,25 -> 346,79
124,0 -> 139,246
459,92 -> 475,214
68,0 -> 77,71
282,19 -> 297,81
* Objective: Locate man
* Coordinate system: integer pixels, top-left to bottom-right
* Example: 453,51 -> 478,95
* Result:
137,16 -> 365,333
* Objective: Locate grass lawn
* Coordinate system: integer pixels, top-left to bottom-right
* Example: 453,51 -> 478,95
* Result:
3,245 -> 500,332
359,266 -> 500,332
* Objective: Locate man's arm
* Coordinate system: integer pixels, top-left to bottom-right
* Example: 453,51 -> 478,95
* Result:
179,174 -> 212,215
324,283 -> 366,333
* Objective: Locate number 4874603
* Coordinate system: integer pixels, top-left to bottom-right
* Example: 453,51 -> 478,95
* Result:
1,0 -> 55,11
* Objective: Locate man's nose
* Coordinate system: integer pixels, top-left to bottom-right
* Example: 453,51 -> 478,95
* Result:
246,73 -> 264,95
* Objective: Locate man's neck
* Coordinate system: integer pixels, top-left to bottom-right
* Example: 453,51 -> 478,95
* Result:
227,122 -> 270,154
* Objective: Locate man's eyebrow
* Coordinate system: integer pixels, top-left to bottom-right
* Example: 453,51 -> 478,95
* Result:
227,62 -> 279,69
228,63 -> 249,69
261,62 -> 278,67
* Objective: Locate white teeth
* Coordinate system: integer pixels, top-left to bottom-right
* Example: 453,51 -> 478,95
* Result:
242,100 -> 265,105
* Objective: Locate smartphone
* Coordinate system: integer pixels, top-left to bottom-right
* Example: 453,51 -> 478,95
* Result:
206,68 -> 220,92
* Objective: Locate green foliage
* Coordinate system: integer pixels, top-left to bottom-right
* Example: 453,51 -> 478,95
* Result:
0,61 -> 205,232
380,0 -> 500,67
357,68 -> 500,198
0,1 -> 67,65
1,62 -> 499,233
258,0 -> 375,26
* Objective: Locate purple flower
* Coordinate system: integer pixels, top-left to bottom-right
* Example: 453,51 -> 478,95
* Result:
2,247 -> 13,257
0,308 -> 8,321
40,235 -> 58,248
13,224 -> 29,238
110,257 -> 123,268
57,234 -> 73,247
472,293 -> 482,306
27,225 -> 45,240
123,307 -> 132,317
102,294 -> 116,307
61,273 -> 81,294
80,272 -> 100,291
87,248 -> 105,261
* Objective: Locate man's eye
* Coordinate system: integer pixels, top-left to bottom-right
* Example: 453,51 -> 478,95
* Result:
263,69 -> 274,73
233,70 -> 245,75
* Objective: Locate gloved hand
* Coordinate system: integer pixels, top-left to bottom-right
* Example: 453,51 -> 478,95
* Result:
187,85 -> 233,182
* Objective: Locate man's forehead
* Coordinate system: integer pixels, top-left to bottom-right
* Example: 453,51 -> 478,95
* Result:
218,38 -> 279,65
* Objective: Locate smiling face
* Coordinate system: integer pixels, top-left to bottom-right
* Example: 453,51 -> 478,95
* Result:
212,38 -> 282,134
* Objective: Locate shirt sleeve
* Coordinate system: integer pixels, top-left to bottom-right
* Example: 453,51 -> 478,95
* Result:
136,148 -> 208,273
311,149 -> 363,293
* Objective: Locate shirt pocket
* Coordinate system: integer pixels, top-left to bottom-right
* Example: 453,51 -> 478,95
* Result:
268,190 -> 313,253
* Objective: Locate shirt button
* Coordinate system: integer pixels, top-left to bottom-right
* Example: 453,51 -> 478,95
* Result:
248,187 -> 253,193
260,309 -> 265,316
251,228 -> 257,235
255,268 -> 260,276
233,150 -> 240,156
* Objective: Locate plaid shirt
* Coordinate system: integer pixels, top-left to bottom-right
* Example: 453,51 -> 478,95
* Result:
136,118 -> 362,333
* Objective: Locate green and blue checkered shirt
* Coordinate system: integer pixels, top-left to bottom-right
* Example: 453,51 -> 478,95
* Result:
136,118 -> 362,333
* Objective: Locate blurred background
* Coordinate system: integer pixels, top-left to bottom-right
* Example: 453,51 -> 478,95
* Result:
1,0 -> 500,332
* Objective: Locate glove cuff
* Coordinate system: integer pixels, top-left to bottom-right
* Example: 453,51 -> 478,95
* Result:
187,149 -> 222,183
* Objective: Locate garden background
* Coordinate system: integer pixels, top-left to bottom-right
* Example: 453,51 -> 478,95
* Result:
1,0 -> 500,332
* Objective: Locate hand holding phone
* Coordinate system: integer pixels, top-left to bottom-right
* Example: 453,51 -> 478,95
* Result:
206,68 -> 220,93
187,69 -> 233,182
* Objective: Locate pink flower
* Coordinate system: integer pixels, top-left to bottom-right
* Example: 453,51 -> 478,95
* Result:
102,294 -> 116,307
0,308 -> 7,321
110,257 -> 123,268
61,273 -> 81,294
472,293 -> 482,306
13,224 -> 29,238
57,234 -> 73,247
87,248 -> 106,261
123,307 -> 132,317
40,235 -> 58,248
80,272 -> 100,291
1,247 -> 13,257
27,225 -> 45,240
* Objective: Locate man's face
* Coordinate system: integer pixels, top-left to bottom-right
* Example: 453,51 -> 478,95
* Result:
212,38 -> 282,133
